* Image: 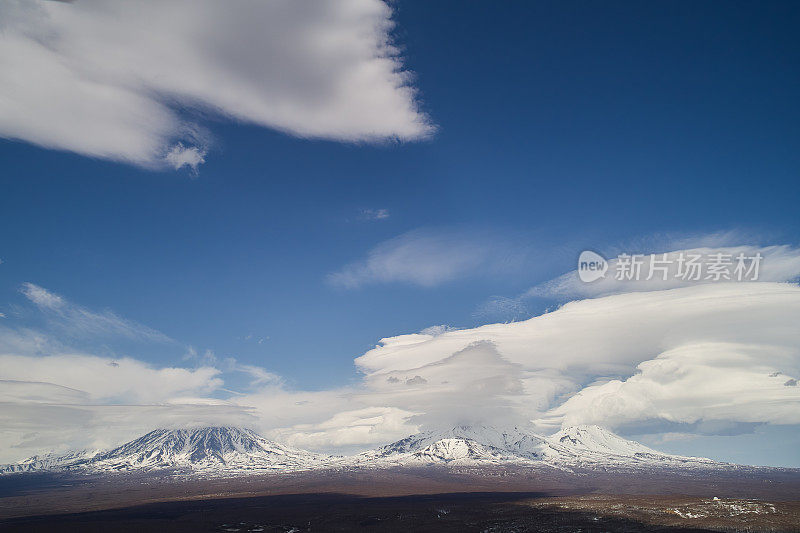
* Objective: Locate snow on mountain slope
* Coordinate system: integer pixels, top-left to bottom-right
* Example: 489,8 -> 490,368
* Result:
85,427 -> 330,474
0,449 -> 101,474
1,424 -> 728,476
540,425 -> 719,469
380,425 -> 547,459
1,427 -> 330,476
350,425 -> 547,466
345,424 -> 721,470
550,425 -> 658,456
346,425 -> 554,467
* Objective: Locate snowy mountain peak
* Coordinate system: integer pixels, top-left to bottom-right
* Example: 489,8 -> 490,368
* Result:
362,424 -> 550,465
379,424 -> 545,454
350,423 -> 721,470
98,426 -> 272,465
2,424 -> 724,476
88,426 -> 330,473
1,426 -> 329,476
550,425 -> 660,457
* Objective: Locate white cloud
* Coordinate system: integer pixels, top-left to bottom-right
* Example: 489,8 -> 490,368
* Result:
0,402 -> 255,463
20,283 -> 65,309
354,282 -> 800,435
4,245 -> 800,462
543,342 -> 800,429
472,295 -> 530,322
232,279 -> 800,453
328,228 -> 525,288
0,348 -> 242,462
357,340 -> 528,428
165,144 -> 206,173
529,244 -> 800,299
0,339 -> 267,462
20,283 -> 172,343
231,363 -> 283,387
182,346 -> 217,365
0,354 -> 222,404
418,324 -> 458,336
360,208 -> 390,220
269,407 -> 417,452
0,283 -> 257,462
0,0 -> 432,170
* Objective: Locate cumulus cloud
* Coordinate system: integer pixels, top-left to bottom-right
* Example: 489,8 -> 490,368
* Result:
328,228 -> 527,288
0,0 -> 432,170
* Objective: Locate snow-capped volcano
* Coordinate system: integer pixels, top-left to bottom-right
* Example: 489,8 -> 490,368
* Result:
546,425 -> 667,461
541,425 -> 718,469
355,425 -> 550,465
1,424 -> 724,477
551,425 -> 658,456
88,427 -> 330,473
1,427 -> 329,476
347,424 -> 720,470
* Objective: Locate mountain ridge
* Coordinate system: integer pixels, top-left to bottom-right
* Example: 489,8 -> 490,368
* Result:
344,423 -> 721,470
0,424 -> 755,477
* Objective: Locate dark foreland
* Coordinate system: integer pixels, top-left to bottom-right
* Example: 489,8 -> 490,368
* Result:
2,466 -> 800,532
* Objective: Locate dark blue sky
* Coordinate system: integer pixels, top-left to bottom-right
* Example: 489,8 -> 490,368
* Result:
1,0 -> 799,394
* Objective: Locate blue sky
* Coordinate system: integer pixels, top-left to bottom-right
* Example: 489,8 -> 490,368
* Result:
1,1 -> 799,466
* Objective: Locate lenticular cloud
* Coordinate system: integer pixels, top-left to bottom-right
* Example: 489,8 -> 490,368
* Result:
3,250 -> 800,457
354,282 -> 800,434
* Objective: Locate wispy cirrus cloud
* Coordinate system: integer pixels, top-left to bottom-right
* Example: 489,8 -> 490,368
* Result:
528,244 -> 800,300
327,228 -> 527,289
359,208 -> 391,221
20,283 -> 172,343
469,236 -> 800,321
0,0 -> 433,171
